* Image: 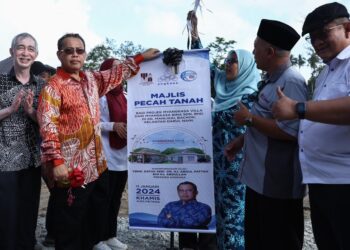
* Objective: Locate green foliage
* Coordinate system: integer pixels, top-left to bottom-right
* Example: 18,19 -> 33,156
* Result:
290,54 -> 306,69
207,37 -> 236,70
306,46 -> 324,97
114,41 -> 143,59
84,38 -> 144,70
186,147 -> 205,154
162,148 -> 179,155
297,54 -> 306,69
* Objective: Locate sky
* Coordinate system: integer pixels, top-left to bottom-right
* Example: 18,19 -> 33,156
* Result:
0,0 -> 349,80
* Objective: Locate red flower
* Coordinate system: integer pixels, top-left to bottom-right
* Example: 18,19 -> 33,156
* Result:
68,167 -> 85,188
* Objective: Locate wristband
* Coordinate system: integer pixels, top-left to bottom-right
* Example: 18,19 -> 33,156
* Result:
295,102 -> 306,119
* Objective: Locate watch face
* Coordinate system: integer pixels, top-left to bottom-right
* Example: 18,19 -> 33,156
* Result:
296,102 -> 306,119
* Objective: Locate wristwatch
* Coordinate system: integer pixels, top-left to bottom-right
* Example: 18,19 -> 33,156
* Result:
295,102 -> 306,119
244,116 -> 253,127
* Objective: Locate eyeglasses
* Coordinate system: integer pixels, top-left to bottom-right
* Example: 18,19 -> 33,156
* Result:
305,24 -> 346,43
224,57 -> 238,65
60,47 -> 85,55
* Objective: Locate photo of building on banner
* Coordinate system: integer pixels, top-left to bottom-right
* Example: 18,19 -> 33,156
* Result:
127,49 -> 215,233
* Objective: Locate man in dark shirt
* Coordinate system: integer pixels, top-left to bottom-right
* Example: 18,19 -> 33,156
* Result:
0,32 -> 44,250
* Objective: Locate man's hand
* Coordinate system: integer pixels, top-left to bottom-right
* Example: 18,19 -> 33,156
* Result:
113,122 -> 127,139
53,164 -> 69,182
234,102 -> 252,126
23,89 -> 34,115
272,87 -> 298,120
9,90 -> 24,114
224,137 -> 244,162
141,48 -> 160,61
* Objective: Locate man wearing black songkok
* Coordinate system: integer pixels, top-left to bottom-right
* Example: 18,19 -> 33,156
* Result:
225,19 -> 308,250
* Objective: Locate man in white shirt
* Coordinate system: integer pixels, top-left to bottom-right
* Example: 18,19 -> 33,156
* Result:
272,2 -> 350,249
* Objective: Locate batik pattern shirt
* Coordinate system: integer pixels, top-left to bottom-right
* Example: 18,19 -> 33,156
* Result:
0,70 -> 44,171
37,58 -> 140,184
158,200 -> 212,229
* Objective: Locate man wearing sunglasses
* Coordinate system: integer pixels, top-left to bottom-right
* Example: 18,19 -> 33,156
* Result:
37,33 -> 159,250
272,2 -> 350,250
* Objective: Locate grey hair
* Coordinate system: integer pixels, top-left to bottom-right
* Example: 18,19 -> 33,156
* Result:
258,37 -> 290,57
273,46 -> 290,57
11,33 -> 38,53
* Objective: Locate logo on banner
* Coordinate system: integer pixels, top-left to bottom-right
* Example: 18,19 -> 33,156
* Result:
157,70 -> 179,86
180,70 -> 197,82
139,73 -> 154,86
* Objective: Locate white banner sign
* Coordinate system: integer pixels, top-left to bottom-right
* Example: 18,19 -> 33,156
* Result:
127,49 -> 215,233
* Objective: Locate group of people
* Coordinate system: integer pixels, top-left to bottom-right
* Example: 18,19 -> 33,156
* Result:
187,2 -> 350,250
0,1 -> 350,250
0,31 -> 159,250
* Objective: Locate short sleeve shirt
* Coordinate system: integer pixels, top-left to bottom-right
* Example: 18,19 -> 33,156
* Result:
239,64 -> 307,199
299,45 -> 350,184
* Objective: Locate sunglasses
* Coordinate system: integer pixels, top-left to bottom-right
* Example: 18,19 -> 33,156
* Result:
60,47 -> 85,55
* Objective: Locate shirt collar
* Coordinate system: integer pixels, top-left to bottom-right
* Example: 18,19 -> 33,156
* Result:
266,61 -> 292,83
332,44 -> 350,62
9,67 -> 39,85
56,67 -> 86,82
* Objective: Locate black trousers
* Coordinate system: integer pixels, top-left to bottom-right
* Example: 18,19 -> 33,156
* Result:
178,232 -> 217,250
0,167 -> 41,250
245,187 -> 304,250
309,184 -> 350,250
45,189 -> 55,238
52,170 -> 109,250
107,170 -> 128,238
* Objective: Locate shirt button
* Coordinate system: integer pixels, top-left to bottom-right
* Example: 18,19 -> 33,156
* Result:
300,130 -> 303,134
324,85 -> 326,87
331,68 -> 334,71
300,148 -> 304,152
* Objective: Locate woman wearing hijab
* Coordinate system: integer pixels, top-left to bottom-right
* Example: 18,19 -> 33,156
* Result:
188,11 -> 260,250
95,59 -> 128,250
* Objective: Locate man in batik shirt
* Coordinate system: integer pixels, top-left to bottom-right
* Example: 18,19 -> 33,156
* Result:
37,33 -> 159,250
0,32 -> 43,250
158,181 -> 212,229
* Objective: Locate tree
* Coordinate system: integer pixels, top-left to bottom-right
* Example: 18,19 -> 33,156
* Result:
306,45 -> 324,96
84,38 -> 144,70
297,54 -> 306,69
290,54 -> 306,69
207,37 -> 236,70
114,41 -> 143,60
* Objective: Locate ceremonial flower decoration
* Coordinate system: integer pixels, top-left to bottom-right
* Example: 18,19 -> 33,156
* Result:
66,167 -> 85,206
162,48 -> 184,74
68,167 -> 85,188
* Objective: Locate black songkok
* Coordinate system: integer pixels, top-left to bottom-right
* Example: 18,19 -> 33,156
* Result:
257,19 -> 300,51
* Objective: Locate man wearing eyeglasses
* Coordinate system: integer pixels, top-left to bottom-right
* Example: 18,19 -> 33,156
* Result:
37,33 -> 159,250
272,2 -> 350,249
